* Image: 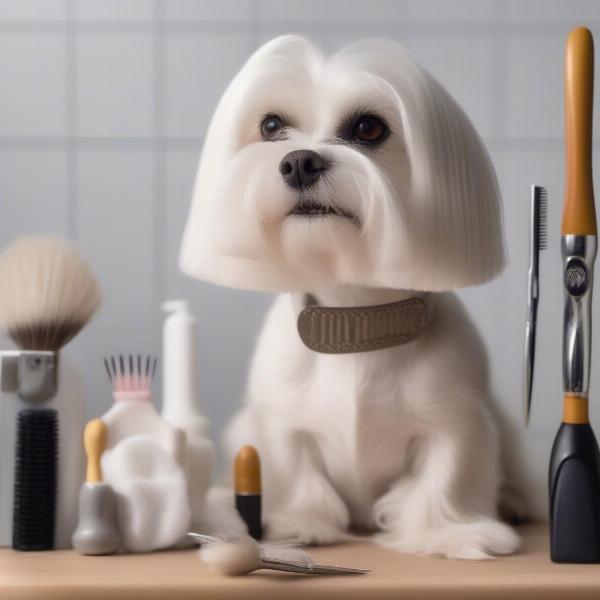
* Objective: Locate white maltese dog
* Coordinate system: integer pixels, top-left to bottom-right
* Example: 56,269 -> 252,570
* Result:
180,35 -> 524,559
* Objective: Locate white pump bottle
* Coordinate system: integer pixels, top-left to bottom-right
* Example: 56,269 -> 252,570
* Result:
161,300 -> 214,527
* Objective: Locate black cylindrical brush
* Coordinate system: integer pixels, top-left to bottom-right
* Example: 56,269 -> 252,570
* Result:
0,236 -> 101,549
12,408 -> 58,551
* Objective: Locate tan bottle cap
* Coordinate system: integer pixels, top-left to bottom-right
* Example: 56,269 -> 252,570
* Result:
234,445 -> 261,495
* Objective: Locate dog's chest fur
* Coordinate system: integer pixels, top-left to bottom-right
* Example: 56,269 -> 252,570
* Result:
306,350 -> 423,525
254,292 -> 433,528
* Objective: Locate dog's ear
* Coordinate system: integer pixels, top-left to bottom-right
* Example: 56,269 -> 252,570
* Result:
344,41 -> 506,291
179,36 -> 319,287
400,66 -> 505,290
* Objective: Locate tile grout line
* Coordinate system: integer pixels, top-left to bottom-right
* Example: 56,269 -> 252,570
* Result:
490,1 -> 508,141
0,136 -> 204,147
0,18 -> 597,34
64,0 -> 87,398
153,0 -> 167,370
490,0 -> 510,344
65,0 -> 77,242
0,136 -> 592,150
250,0 -> 261,50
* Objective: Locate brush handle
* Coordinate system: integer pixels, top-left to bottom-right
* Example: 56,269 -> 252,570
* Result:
12,409 -> 58,551
550,423 -> 600,562
84,419 -> 107,484
563,27 -> 596,235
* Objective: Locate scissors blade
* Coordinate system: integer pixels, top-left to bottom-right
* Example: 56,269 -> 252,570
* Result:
524,319 -> 535,426
261,558 -> 368,575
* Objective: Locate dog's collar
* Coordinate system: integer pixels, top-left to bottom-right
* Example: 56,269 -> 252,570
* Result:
297,293 -> 429,354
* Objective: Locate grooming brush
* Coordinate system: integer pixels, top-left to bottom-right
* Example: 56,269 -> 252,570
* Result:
524,185 -> 548,425
72,419 -> 120,555
189,533 -> 368,576
0,236 -> 101,351
549,27 -> 600,563
105,354 -> 157,397
234,445 -> 263,540
101,354 -> 189,553
0,235 -> 101,549
12,408 -> 58,550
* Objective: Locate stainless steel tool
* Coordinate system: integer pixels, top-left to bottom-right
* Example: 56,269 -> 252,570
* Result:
524,184 -> 547,425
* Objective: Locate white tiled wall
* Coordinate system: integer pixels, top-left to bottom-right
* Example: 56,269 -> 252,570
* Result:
1,0 -> 600,509
165,32 -> 254,136
76,33 -> 156,138
0,34 -> 67,137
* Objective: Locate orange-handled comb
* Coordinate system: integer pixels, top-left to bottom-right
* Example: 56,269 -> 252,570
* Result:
562,27 -> 597,235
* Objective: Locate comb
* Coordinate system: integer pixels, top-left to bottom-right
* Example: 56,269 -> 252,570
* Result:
524,184 -> 547,425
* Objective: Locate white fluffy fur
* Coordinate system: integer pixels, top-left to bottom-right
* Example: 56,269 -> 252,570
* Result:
180,36 -> 505,291
180,36 -> 524,560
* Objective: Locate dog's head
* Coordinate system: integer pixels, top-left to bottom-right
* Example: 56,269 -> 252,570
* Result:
179,36 -> 505,292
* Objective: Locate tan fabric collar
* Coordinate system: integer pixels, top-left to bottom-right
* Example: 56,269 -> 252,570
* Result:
297,294 -> 429,354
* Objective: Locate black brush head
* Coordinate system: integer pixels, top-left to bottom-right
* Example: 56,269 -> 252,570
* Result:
12,408 -> 58,551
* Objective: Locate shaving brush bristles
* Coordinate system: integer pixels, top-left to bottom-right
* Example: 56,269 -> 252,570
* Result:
0,236 -> 101,351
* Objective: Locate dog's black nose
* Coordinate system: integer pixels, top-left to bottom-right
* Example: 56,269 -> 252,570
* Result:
279,150 -> 327,189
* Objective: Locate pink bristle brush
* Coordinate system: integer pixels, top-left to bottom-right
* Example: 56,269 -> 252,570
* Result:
103,354 -> 157,398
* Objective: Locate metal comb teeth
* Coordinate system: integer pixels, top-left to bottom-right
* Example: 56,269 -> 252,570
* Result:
524,184 -> 548,425
534,185 -> 548,251
103,354 -> 158,392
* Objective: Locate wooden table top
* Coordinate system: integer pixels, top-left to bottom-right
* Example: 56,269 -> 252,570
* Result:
1,524 -> 600,600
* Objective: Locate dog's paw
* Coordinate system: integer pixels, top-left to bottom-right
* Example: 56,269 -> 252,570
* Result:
265,513 -> 354,546
376,519 -> 520,560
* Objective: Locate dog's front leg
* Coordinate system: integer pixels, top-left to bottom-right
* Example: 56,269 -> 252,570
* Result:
372,418 -> 520,559
265,431 -> 352,545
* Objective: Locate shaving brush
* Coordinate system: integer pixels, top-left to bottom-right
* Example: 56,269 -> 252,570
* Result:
0,235 -> 101,351
0,235 -> 101,549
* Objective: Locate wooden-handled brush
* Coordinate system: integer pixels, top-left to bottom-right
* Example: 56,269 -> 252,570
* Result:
549,26 -> 600,563
84,419 -> 107,484
562,27 -> 597,237
72,418 -> 120,555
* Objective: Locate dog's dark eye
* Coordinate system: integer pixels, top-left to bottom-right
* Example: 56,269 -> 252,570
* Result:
352,115 -> 387,143
261,115 -> 285,141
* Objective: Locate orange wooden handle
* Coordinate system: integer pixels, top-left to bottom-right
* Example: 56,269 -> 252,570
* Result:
563,393 -> 590,424
84,418 -> 107,483
562,27 -> 597,236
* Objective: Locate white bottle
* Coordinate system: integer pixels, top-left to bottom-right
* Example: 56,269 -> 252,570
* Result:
100,388 -> 190,552
161,300 -> 215,527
